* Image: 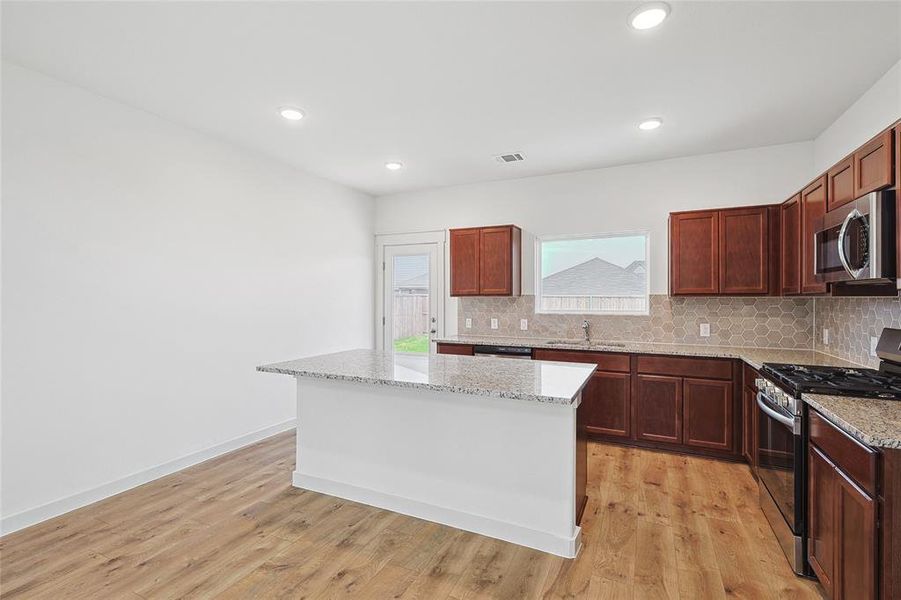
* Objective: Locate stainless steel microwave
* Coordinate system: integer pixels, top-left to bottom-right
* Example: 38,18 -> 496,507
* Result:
814,190 -> 896,284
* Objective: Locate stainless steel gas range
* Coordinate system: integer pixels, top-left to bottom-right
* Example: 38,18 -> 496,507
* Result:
755,327 -> 901,577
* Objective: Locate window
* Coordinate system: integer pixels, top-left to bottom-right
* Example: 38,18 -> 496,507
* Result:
535,232 -> 649,315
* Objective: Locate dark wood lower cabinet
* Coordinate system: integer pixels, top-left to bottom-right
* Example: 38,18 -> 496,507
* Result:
683,378 -> 733,451
809,444 -> 837,598
809,433 -> 879,600
835,469 -> 877,600
583,371 -> 631,438
633,374 -> 683,444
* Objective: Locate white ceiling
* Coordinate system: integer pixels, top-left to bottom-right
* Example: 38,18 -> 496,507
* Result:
3,1 -> 900,196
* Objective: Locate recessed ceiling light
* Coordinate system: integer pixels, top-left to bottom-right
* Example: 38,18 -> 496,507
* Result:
638,117 -> 663,131
385,161 -> 404,171
279,106 -> 305,121
629,2 -> 670,30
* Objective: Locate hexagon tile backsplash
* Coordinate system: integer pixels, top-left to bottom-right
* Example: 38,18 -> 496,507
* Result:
458,295 -> 814,349
814,296 -> 901,368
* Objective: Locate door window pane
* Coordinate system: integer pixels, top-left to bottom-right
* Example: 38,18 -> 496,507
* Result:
392,254 -> 430,353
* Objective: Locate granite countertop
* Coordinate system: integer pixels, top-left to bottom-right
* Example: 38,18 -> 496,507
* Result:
803,393 -> 901,449
434,334 -> 862,370
436,335 -> 901,449
257,349 -> 596,405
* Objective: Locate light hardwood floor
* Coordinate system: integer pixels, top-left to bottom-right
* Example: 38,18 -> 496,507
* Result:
0,431 -> 823,599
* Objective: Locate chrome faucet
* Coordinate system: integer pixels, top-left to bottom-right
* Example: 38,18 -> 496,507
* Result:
581,320 -> 590,342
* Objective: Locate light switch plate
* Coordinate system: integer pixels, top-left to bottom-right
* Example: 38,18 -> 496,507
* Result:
520,319 -> 528,331
699,323 -> 710,337
823,328 -> 830,345
465,318 -> 472,329
871,336 -> 879,357
490,318 -> 498,330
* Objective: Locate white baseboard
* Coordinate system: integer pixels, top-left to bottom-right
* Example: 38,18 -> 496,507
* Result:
292,471 -> 581,558
0,419 -> 297,536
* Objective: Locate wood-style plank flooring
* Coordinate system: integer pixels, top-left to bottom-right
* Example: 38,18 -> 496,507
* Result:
0,431 -> 823,599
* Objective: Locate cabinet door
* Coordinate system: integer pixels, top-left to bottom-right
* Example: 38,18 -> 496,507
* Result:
670,211 -> 719,295
854,129 -> 893,197
719,207 -> 769,295
449,228 -> 480,296
827,156 -> 856,212
683,378 -> 733,451
808,444 -> 837,598
896,124 -> 900,277
583,371 -> 631,438
479,226 -> 512,295
633,374 -> 682,444
801,177 -> 828,295
781,194 -> 802,295
835,468 -> 877,600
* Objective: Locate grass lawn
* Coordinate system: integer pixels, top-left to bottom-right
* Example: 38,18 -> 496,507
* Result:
393,334 -> 430,353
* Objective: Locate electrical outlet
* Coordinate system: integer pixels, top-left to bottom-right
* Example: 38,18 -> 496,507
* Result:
490,318 -> 498,330
871,336 -> 879,357
465,318 -> 472,329
823,328 -> 830,346
699,323 -> 710,337
520,319 -> 528,331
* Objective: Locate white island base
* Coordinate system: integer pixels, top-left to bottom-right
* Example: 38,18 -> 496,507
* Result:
292,376 -> 587,558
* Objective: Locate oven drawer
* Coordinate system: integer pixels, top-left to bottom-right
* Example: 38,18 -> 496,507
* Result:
809,410 -> 877,496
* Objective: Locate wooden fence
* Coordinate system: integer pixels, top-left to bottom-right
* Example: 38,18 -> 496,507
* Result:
392,293 -> 430,339
539,295 -> 648,313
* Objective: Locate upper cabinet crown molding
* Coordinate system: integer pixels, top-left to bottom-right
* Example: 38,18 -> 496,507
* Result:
450,225 -> 521,297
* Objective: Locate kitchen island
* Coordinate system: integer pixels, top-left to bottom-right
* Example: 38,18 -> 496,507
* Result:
258,349 -> 596,557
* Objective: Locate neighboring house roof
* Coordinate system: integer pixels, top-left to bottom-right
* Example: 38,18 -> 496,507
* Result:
395,272 -> 429,289
624,260 -> 646,274
393,254 -> 429,289
542,257 -> 645,296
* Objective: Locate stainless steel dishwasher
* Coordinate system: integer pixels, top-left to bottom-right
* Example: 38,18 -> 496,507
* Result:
472,345 -> 532,359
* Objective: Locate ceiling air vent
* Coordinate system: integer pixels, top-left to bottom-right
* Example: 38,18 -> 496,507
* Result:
495,152 -> 525,164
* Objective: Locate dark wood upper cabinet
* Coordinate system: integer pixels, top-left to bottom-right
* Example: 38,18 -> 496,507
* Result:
633,374 -> 683,444
800,176 -> 828,295
670,211 -> 719,295
449,228 -> 481,296
834,469 -> 877,600
478,226 -> 518,296
781,194 -> 802,295
449,225 -> 521,297
853,129 -> 893,198
718,206 -> 769,295
827,156 -> 856,212
809,444 -> 837,598
683,378 -> 733,451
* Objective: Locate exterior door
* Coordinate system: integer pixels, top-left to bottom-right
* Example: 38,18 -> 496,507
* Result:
382,242 -> 443,354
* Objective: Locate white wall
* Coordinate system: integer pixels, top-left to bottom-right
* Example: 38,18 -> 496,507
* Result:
376,141 -> 813,306
1,63 -> 375,533
813,58 -> 901,173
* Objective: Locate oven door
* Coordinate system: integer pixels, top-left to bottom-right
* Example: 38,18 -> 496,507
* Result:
756,393 -> 801,532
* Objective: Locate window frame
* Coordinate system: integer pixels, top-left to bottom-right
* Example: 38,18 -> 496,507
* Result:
534,230 -> 651,316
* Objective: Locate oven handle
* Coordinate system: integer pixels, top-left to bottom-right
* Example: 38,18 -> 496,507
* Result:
756,392 -> 798,432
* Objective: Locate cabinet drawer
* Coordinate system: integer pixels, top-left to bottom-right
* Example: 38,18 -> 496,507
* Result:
436,343 -> 474,356
636,355 -> 732,380
532,349 -> 630,373
809,410 -> 877,497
